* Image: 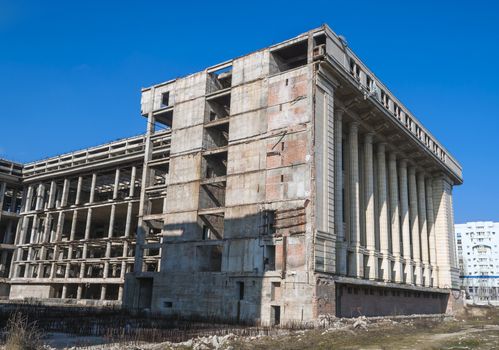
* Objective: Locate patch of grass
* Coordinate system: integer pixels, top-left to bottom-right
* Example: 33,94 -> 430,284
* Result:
4,311 -> 43,350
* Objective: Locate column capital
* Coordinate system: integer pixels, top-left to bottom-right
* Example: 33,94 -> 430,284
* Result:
349,121 -> 360,130
431,171 -> 453,185
364,132 -> 374,143
416,171 -> 427,181
377,142 -> 387,153
388,151 -> 397,161
335,108 -> 345,119
408,165 -> 417,176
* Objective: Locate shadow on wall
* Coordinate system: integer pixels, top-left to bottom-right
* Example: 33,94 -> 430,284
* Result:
334,283 -> 450,317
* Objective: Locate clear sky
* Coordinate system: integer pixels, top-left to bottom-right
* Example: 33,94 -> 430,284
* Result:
0,0 -> 498,223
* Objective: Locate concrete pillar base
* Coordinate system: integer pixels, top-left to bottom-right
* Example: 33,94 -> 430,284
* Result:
414,262 -> 423,286
404,261 -> 413,284
423,264 -> 432,287
366,252 -> 378,280
380,254 -> 391,281
350,249 -> 363,278
336,243 -> 348,276
392,258 -> 403,283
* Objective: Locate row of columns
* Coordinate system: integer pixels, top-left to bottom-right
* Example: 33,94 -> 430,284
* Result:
12,166 -> 138,301
334,111 -> 456,288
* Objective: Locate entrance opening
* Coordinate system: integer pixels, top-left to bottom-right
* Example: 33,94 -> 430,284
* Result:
271,305 -> 281,326
138,278 -> 153,309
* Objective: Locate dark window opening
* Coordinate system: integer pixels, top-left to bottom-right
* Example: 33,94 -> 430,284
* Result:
237,282 -> 245,300
271,305 -> 281,326
161,91 -> 170,108
270,40 -> 308,74
263,210 -> 276,235
264,245 -> 276,271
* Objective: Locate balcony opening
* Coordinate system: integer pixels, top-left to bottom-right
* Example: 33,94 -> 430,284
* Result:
207,66 -> 232,93
270,40 -> 308,74
204,122 -> 229,149
206,93 -> 231,121
82,283 -> 101,300
199,182 -> 226,210
150,163 -> 169,186
147,192 -> 165,215
154,110 -> 173,130
198,213 -> 224,240
202,152 -> 227,179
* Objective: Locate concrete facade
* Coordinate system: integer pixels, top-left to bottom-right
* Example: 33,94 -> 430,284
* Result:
8,135 -> 149,304
0,159 -> 23,298
3,24 -> 463,323
455,221 -> 499,302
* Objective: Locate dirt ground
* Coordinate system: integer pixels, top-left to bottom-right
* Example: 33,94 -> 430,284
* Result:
227,308 -> 499,350
2,307 -> 499,349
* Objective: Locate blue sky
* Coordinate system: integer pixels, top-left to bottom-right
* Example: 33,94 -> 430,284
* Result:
0,0 -> 498,223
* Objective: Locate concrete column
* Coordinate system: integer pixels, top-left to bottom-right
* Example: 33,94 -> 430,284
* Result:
408,166 -> 422,285
108,204 -> 116,238
426,179 -> 438,287
0,251 -> 8,276
61,179 -> 70,207
129,166 -> 137,197
55,212 -> 65,242
134,88 -> 156,274
398,160 -> 412,283
334,110 -> 346,275
30,215 -> 38,244
77,285 -> 82,300
23,185 -> 34,212
100,285 -> 107,301
75,176 -> 83,205
377,143 -> 390,281
70,211 -> 78,241
5,219 -> 15,244
432,175 -> 459,288
124,202 -> 133,238
348,121 -> 362,277
417,173 -> 431,286
0,182 -> 6,213
61,285 -> 67,299
10,189 -> 18,213
48,181 -> 57,209
80,208 -> 92,279
388,153 -> 402,282
113,169 -> 120,199
89,173 -> 97,203
363,133 -> 377,279
35,183 -> 44,210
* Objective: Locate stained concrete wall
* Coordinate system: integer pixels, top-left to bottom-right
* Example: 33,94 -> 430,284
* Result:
10,284 -> 52,299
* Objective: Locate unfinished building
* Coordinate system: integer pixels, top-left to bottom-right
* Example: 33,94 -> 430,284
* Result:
7,136 -> 151,303
0,159 -> 23,298
5,24 -> 463,322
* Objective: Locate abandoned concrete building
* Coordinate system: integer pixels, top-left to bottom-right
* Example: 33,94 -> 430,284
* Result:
1,24 -> 463,322
0,159 -> 23,297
